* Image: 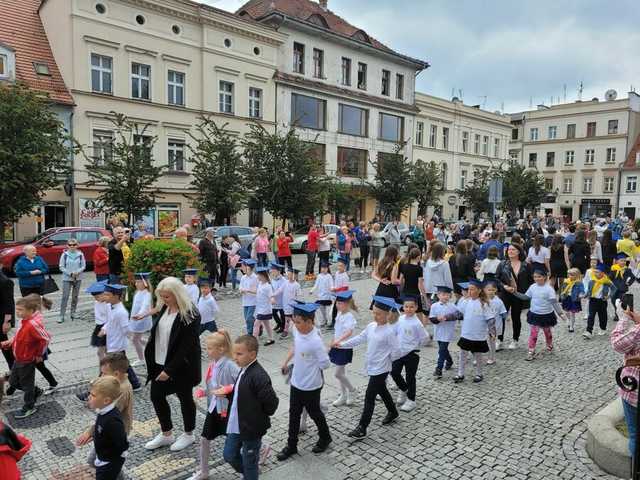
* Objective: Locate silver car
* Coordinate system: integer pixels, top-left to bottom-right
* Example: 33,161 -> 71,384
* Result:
193,225 -> 255,249
289,224 -> 340,252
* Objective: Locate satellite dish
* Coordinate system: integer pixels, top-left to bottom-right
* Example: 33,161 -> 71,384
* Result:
605,89 -> 618,101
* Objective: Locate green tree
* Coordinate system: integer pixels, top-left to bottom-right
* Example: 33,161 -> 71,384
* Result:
456,168 -> 493,219
499,160 -> 548,216
368,144 -> 416,219
0,83 -> 72,239
83,113 -> 165,226
318,178 -> 368,223
412,159 -> 444,216
187,118 -> 247,225
242,124 -> 327,228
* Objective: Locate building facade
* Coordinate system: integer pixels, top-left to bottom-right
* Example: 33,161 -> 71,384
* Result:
619,133 -> 640,220
413,93 -> 511,220
511,92 -> 640,221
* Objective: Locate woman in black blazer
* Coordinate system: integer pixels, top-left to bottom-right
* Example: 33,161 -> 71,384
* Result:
143,277 -> 201,453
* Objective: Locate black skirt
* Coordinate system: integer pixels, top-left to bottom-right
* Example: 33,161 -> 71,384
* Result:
527,311 -> 557,327
457,337 -> 489,353
315,299 -> 332,306
256,313 -> 272,321
90,324 -> 106,347
202,410 -> 228,440
370,282 -> 399,309
329,347 -> 353,366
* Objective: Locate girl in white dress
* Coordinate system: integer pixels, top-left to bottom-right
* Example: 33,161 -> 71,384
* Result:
129,272 -> 154,366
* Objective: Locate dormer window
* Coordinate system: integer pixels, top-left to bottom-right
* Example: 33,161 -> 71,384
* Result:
33,62 -> 50,76
351,30 -> 371,43
0,43 -> 16,81
307,14 -> 329,28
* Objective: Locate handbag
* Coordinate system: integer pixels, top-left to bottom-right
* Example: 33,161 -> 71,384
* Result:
41,274 -> 59,295
351,247 -> 361,260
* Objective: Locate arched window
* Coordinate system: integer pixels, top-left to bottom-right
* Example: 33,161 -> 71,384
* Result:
351,30 -> 371,43
307,14 -> 329,28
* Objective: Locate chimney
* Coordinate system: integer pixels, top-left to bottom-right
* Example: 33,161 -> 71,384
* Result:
319,0 -> 328,11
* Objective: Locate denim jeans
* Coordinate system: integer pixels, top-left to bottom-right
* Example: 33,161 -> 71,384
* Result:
60,279 -> 82,320
623,398 -> 637,457
243,306 -> 256,335
230,268 -> 239,289
223,434 -> 261,480
436,341 -> 453,369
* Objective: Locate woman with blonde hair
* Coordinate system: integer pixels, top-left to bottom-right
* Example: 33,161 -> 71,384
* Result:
144,277 -> 202,453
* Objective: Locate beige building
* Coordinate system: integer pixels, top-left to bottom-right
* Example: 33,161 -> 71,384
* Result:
510,92 -> 640,221
413,93 -> 512,220
39,0 -> 286,235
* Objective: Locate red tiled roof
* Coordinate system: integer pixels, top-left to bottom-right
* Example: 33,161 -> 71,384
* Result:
237,0 -> 428,68
0,0 -> 74,105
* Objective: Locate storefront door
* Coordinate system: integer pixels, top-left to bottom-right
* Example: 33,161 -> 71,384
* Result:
44,205 -> 66,230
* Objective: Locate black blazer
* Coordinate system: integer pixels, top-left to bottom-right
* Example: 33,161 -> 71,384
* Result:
144,306 -> 201,387
199,238 -> 219,268
231,361 -> 279,441
0,271 -> 15,327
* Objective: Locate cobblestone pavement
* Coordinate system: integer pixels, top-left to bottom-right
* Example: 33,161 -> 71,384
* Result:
4,271 -> 630,480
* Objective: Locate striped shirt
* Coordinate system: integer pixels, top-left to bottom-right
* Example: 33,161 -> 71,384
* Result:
611,304 -> 640,407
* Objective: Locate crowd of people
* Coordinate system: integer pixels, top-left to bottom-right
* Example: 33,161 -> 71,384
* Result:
1,211 -> 640,479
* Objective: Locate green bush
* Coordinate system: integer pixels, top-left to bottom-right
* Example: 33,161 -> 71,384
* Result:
634,218 -> 640,233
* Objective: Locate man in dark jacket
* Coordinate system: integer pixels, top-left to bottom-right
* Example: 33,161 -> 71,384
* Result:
0,270 -> 15,370
199,228 -> 219,284
223,335 -> 279,480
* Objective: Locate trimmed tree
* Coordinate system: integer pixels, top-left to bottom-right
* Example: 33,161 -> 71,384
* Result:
0,83 -> 72,239
456,168 -> 493,220
412,159 -> 444,216
499,160 -> 548,216
83,113 -> 165,226
187,118 -> 247,225
318,178 -> 368,223
367,144 -> 416,220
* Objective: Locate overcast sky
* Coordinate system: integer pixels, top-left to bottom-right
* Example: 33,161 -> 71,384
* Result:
202,0 -> 640,113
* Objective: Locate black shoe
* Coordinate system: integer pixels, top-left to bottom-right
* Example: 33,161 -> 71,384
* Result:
444,362 -> 453,371
276,446 -> 298,461
14,406 -> 37,419
6,385 -> 16,396
347,425 -> 367,439
264,340 -> 275,346
311,437 -> 332,453
433,368 -> 443,379
473,375 -> 484,383
453,375 -> 464,383
381,411 -> 399,425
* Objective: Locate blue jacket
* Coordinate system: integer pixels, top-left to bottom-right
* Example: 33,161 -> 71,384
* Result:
15,255 -> 49,288
560,281 -> 585,303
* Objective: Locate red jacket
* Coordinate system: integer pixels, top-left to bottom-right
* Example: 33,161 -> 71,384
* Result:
307,229 -> 319,252
277,236 -> 292,257
5,312 -> 50,363
0,422 -> 31,480
92,247 -> 109,275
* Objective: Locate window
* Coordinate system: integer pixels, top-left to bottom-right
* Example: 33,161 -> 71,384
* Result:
253,47 -> 261,56
293,42 -> 305,74
528,153 -> 537,168
341,57 -> 351,86
76,231 -> 100,243
482,136 -> 489,156
357,62 -> 367,90
530,128 -> 539,141
512,128 -> 519,140
474,134 -> 480,154
131,63 -> 150,100
34,63 -> 50,76
291,93 -> 326,130
306,143 -> 326,173
583,177 -> 592,193
249,87 -> 262,119
378,113 -> 403,142
415,122 -> 424,145
49,232 -> 73,245
0,54 -> 6,77
442,127 -> 449,150
381,70 -> 390,96
95,3 -> 106,14
509,150 -> 519,161
585,149 -> 595,164
563,177 -> 573,193
224,38 -> 232,48
627,176 -> 638,193
312,48 -> 323,78
460,170 -> 467,189
546,152 -> 555,167
396,74 -> 404,100
337,147 -> 367,177
92,130 -> 113,165
604,177 -> 615,193
219,81 -> 234,114
566,123 -> 576,139
167,70 -> 185,106
134,134 -> 152,160
586,122 -> 596,137
544,178 -> 554,191
565,150 -> 574,166
608,119 -> 619,134
429,125 -> 437,148
606,147 -> 616,163
338,104 -> 368,136
172,25 -> 181,35
548,126 -> 557,139
462,131 -> 469,153
91,54 -> 112,93
168,141 -> 185,171
493,138 -> 500,157
135,14 -> 145,25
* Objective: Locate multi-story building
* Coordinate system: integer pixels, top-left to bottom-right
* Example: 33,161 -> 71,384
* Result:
511,92 -> 640,221
236,0 -> 429,222
413,93 -> 511,220
1,0 -> 75,242
39,0 -> 286,235
619,133 -> 640,219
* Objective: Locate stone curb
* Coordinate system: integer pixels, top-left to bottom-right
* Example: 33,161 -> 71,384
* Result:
586,397 -> 631,479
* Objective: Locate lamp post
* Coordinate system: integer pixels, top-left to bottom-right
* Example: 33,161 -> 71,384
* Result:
615,367 -> 640,480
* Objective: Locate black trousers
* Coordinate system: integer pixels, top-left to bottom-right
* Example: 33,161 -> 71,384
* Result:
35,361 -> 57,387
0,331 -> 14,369
359,372 -> 397,429
219,260 -> 228,288
19,286 -> 43,297
390,351 -> 420,401
287,386 -> 331,449
588,298 -> 608,333
278,256 -> 293,270
272,309 -> 286,330
9,362 -> 36,409
96,457 -> 125,480
150,375 -> 196,433
499,294 -> 524,342
317,251 -> 330,273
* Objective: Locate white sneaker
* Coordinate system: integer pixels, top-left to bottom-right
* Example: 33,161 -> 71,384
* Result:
145,433 -> 175,450
598,329 -> 607,336
495,340 -> 503,351
345,390 -> 355,406
186,471 -> 209,480
332,394 -> 346,407
508,341 -> 518,350
396,391 -> 407,406
400,399 -> 416,412
170,432 -> 195,452
583,331 -> 593,339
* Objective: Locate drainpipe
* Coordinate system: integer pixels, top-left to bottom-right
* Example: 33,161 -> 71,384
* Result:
69,110 -> 75,226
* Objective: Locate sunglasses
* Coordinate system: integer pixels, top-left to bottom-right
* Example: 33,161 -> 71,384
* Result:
68,243 -> 78,247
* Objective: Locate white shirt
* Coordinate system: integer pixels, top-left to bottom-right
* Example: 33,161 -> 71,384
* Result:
341,322 -> 399,376
527,246 -> 550,264
291,328 -> 331,391
334,311 -> 357,342
105,303 -> 130,353
255,282 -> 274,316
333,271 -> 349,292
525,283 -> 557,315
198,294 -> 219,325
394,314 -> 428,357
94,300 -> 109,326
457,297 -> 492,341
155,310 -> 178,365
271,276 -> 286,309
312,273 -> 334,301
240,273 -> 258,307
226,359 -> 256,435
130,290 -> 152,321
429,301 -> 459,343
282,281 -> 301,315
185,284 -> 199,305
488,296 -> 508,333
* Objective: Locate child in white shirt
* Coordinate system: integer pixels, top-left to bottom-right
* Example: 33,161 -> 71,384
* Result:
328,290 -> 358,407
270,263 -> 287,334
239,259 -> 258,335
311,262 -> 334,328
184,269 -> 200,305
129,272 -> 153,366
197,278 -> 219,335
254,267 -> 275,346
280,268 -> 301,339
484,281 -> 507,365
428,286 -> 462,379
329,258 -> 350,328
87,281 -> 109,365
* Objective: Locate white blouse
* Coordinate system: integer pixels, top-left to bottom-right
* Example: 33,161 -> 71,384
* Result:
155,310 -> 178,365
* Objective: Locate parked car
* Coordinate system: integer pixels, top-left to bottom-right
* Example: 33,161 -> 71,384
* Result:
0,227 -> 112,274
192,225 -> 255,249
289,224 -> 340,252
382,222 -> 411,246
